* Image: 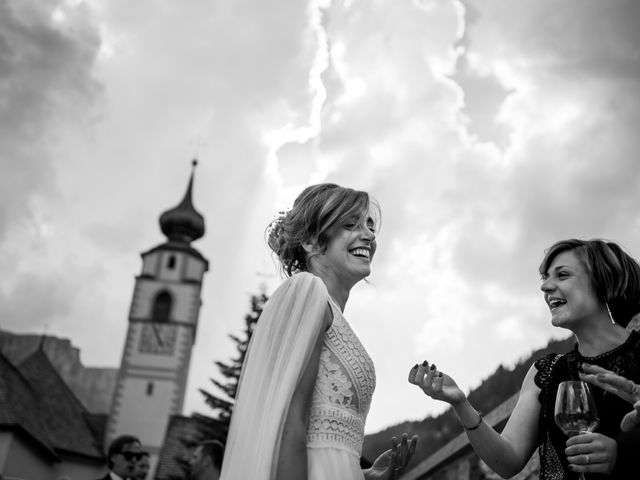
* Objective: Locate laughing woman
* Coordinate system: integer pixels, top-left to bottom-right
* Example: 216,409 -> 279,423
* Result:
409,238 -> 640,479
221,183 -> 417,480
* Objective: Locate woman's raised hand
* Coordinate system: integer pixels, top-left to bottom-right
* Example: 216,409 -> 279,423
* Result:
408,361 -> 466,405
579,363 -> 640,431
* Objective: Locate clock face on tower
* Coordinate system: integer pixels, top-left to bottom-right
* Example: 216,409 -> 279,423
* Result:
139,323 -> 177,355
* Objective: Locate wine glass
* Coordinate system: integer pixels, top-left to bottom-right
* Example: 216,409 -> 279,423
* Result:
554,380 -> 600,480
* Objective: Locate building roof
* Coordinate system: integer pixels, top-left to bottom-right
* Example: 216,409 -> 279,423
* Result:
0,329 -> 118,414
17,348 -> 106,460
0,351 -> 59,460
84,413 -> 110,445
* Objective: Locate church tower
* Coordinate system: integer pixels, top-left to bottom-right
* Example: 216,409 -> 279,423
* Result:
106,161 -> 208,473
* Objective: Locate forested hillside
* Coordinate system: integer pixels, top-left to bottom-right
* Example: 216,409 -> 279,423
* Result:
362,335 -> 576,471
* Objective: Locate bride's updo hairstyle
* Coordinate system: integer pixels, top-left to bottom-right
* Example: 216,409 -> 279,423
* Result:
267,183 -> 379,277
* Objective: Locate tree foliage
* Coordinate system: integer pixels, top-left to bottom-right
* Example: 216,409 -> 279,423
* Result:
198,291 -> 268,438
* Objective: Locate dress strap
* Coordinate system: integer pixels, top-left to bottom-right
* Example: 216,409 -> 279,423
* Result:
326,295 -> 343,319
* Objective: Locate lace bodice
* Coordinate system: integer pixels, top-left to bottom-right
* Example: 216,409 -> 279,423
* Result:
307,298 -> 376,457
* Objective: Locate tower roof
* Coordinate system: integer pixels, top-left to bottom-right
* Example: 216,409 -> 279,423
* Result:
159,160 -> 205,244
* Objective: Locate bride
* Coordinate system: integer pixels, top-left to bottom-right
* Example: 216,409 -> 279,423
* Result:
220,183 -> 418,480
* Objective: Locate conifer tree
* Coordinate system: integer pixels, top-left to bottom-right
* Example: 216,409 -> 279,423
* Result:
198,291 -> 268,436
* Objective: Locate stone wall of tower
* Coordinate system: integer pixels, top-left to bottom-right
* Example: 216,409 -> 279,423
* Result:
130,278 -> 201,325
106,164 -> 208,478
107,323 -> 179,445
141,250 -> 206,283
108,328 -> 195,426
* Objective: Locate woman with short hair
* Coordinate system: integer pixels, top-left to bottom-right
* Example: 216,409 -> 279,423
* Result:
409,238 -> 640,479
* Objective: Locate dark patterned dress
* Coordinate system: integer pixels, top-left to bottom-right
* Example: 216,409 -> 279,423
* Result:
534,330 -> 640,479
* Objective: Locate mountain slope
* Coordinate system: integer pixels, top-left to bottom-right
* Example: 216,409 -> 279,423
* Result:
362,335 -> 575,470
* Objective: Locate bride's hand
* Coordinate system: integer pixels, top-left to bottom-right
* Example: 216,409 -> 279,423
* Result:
363,433 -> 418,480
408,361 -> 466,405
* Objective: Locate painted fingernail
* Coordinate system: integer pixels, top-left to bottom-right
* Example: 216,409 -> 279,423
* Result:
422,360 -> 428,367
413,364 -> 419,369
438,372 -> 443,377
430,364 -> 436,370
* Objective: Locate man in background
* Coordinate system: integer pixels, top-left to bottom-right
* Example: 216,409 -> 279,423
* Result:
98,434 -> 144,480
188,439 -> 223,480
133,451 -> 150,480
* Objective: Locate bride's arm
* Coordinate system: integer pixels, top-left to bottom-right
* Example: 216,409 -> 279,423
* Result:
276,305 -> 333,480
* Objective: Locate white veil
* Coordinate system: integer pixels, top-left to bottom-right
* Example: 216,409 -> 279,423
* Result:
220,272 -> 329,480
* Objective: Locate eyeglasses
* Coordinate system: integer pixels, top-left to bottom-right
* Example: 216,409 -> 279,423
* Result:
119,451 -> 146,461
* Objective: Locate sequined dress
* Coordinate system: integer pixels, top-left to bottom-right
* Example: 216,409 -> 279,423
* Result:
534,331 -> 640,479
307,296 -> 376,480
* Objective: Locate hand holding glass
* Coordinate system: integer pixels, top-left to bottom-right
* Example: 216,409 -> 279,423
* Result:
554,380 -> 599,480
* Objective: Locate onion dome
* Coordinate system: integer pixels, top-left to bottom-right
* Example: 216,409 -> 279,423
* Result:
159,160 -> 205,243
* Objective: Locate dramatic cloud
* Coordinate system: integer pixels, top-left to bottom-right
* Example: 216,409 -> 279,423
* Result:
0,0 -> 101,240
1,0 -> 639,433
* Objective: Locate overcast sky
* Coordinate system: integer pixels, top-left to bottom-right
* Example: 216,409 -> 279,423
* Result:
2,0 -> 640,434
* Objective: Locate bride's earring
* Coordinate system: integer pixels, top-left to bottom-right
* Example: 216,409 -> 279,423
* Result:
606,302 -> 616,325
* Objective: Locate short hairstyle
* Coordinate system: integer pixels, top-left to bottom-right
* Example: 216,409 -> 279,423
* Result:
266,183 -> 380,276
199,439 -> 224,470
539,238 -> 640,327
106,434 -> 141,468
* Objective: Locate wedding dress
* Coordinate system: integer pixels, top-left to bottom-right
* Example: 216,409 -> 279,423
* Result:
307,293 -> 376,479
220,272 -> 376,480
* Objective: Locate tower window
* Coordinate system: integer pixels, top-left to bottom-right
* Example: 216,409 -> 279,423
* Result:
152,291 -> 172,323
146,381 -> 154,396
167,255 -> 176,269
